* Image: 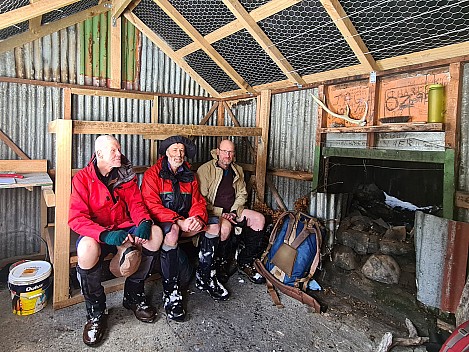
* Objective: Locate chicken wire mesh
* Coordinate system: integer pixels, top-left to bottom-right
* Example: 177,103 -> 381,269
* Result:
0,0 -> 29,40
41,0 -> 99,25
239,0 -> 271,13
341,0 -> 469,61
212,29 -> 287,87
133,0 -> 193,51
257,0 -> 360,76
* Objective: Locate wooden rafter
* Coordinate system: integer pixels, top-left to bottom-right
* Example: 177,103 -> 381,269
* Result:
112,0 -> 133,20
319,0 -> 377,72
222,0 -> 305,86
177,0 -> 301,57
0,1 -> 111,55
29,0 -> 43,31
0,0 -> 83,31
124,11 -> 220,97
153,0 -> 256,94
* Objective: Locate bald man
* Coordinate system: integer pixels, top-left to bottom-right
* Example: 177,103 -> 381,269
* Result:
197,139 -> 266,285
69,135 -> 163,346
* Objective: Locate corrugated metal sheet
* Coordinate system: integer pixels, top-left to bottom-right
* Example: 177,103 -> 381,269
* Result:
415,211 -> 469,313
265,89 -> 318,210
457,63 -> 469,222
0,27 -> 212,260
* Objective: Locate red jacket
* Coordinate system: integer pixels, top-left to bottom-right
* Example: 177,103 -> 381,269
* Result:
141,157 -> 207,224
68,155 -> 151,242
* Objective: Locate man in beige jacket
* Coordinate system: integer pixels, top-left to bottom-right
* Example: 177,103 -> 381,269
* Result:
197,139 -> 266,284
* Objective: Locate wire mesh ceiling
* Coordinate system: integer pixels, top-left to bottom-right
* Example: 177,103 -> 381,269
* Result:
1,0 -> 469,95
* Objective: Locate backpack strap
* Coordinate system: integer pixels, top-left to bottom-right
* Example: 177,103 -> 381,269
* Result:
255,259 -> 322,312
260,211 -> 296,262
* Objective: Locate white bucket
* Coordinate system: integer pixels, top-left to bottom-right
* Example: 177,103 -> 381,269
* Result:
8,260 -> 52,316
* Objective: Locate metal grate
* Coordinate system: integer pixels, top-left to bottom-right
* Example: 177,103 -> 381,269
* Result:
258,0 -> 360,76
0,0 -> 29,40
341,0 -> 469,60
212,29 -> 286,86
185,49 -> 239,93
41,0 -> 99,25
239,0 -> 271,12
133,0 -> 193,51
171,0 -> 236,36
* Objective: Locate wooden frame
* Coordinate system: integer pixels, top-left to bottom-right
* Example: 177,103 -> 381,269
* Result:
47,87 -> 268,309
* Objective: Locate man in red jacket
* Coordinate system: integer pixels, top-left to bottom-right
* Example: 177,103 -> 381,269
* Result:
69,135 -> 163,346
141,136 -> 229,322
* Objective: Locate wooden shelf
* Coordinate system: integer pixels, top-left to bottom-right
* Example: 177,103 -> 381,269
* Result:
320,122 -> 444,133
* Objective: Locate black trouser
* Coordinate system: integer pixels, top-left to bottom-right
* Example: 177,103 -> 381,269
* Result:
238,227 -> 265,266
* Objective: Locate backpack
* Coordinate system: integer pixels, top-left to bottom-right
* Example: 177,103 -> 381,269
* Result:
440,320 -> 469,352
254,211 -> 324,312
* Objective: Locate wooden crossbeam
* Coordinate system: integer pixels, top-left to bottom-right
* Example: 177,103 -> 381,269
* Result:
29,0 -> 43,31
222,0 -> 305,86
124,11 -> 219,97
177,0 -> 301,57
153,0 -> 255,94
48,120 -> 262,136
0,1 -> 111,55
112,0 -> 133,19
0,0 -> 83,30
319,0 -> 377,72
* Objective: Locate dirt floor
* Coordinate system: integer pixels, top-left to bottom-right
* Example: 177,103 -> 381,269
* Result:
0,257 -> 435,352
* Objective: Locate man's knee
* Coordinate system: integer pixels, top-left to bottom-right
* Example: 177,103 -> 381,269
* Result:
164,223 -> 180,246
220,223 -> 232,241
77,237 -> 101,269
243,209 -> 265,231
146,225 -> 163,251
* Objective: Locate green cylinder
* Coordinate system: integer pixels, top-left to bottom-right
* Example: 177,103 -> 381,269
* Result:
427,84 -> 445,123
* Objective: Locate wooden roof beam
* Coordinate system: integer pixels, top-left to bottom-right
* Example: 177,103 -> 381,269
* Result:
124,11 -> 220,97
319,0 -> 378,72
177,0 -> 301,58
0,1 -> 111,55
28,0 -> 43,31
222,0 -> 306,86
0,0 -> 83,30
111,0 -> 133,20
153,0 -> 255,94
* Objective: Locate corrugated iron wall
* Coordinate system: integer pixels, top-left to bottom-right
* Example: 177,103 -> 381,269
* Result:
0,21 -> 212,260
458,63 -> 469,222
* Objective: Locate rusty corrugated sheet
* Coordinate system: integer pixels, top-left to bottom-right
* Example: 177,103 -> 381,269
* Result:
415,211 -> 469,313
457,63 -> 469,222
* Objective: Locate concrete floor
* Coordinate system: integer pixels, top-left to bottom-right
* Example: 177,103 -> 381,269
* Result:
0,263 -> 430,352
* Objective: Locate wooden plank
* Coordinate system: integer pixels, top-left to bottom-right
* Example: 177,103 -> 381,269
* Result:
222,0 -> 305,86
266,176 -> 287,211
456,191 -> 469,209
319,0 -> 377,72
109,16 -> 122,89
154,0 -> 255,94
177,0 -> 301,57
445,63 -> 463,149
320,123 -> 444,133
63,87 -> 72,120
0,159 -> 47,173
150,96 -> 158,165
255,90 -> 272,202
52,119 -> 72,306
199,101 -> 219,125
112,0 -> 132,19
0,0 -> 82,30
49,119 -> 263,136
29,0 -> 43,31
323,147 -> 446,163
0,172 -> 53,189
124,11 -> 219,97
71,86 -> 156,100
0,1 -> 111,54
366,78 -> 379,147
268,169 -> 313,181
443,149 -> 455,219
43,189 -> 56,207
0,129 -> 30,160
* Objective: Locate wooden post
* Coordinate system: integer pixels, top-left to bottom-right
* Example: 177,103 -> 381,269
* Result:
217,100 -> 225,146
255,90 -> 271,203
53,119 -> 72,308
313,85 -> 327,193
366,77 -> 379,148
109,16 -> 122,89
63,88 -> 72,120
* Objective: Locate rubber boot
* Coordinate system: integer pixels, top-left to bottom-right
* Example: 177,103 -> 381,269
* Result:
238,228 -> 266,284
76,263 -> 107,346
160,247 -> 185,322
215,239 -> 230,284
123,247 -> 158,323
195,234 -> 230,300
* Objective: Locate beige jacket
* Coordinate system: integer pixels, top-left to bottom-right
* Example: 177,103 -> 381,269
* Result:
196,149 -> 248,217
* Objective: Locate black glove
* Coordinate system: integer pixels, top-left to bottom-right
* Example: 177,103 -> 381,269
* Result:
134,220 -> 152,240
100,229 -> 128,246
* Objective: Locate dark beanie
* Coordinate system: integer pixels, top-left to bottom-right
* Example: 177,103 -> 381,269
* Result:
158,135 -> 196,159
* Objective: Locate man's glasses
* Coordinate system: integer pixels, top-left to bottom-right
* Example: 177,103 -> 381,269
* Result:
218,149 -> 235,155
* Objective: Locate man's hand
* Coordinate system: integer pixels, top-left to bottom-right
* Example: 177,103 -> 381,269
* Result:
134,220 -> 152,240
222,212 -> 237,224
100,229 -> 128,246
177,217 -> 205,232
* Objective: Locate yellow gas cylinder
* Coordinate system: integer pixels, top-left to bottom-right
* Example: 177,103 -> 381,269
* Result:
427,84 -> 445,123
